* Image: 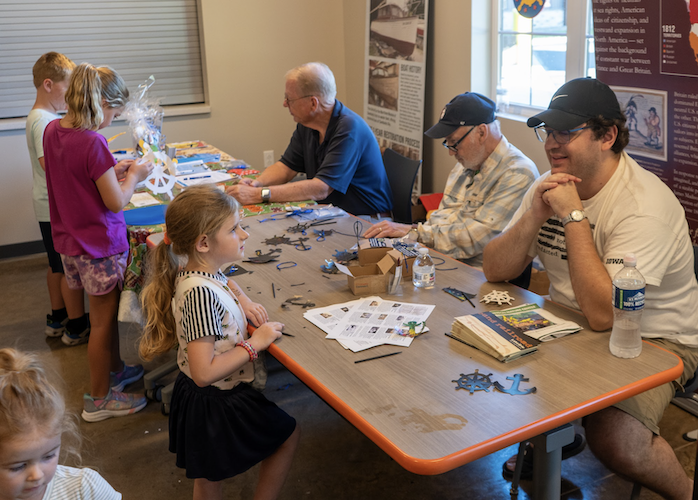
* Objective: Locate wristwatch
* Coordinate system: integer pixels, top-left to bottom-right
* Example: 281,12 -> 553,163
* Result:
260,187 -> 271,203
561,209 -> 587,226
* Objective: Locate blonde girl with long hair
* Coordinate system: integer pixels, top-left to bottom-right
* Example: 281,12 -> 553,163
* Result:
140,185 -> 299,500
43,63 -> 153,422
0,348 -> 121,499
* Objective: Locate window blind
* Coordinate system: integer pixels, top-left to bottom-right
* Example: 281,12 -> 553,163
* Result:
0,0 -> 205,120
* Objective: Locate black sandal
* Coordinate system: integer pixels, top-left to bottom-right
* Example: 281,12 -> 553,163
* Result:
502,433 -> 586,481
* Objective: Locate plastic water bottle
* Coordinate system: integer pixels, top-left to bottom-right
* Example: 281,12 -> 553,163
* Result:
412,247 -> 435,289
609,253 -> 645,358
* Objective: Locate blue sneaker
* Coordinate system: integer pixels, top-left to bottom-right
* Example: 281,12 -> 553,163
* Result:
61,324 -> 90,346
81,389 -> 147,422
110,364 -> 145,392
46,314 -> 68,337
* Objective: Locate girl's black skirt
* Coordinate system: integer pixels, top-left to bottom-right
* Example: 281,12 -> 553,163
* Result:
169,371 -> 296,481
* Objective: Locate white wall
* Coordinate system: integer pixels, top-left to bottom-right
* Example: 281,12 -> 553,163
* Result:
0,0 -> 348,248
0,0 -> 550,250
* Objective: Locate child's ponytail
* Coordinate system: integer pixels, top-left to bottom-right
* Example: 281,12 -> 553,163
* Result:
140,241 -> 180,360
65,63 -> 104,131
64,63 -> 128,131
140,185 -> 241,359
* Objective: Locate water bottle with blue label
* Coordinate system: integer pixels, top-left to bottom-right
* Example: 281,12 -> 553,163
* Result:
609,253 -> 645,358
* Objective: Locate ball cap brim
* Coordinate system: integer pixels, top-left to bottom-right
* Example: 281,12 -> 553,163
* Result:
425,92 -> 496,139
527,78 -> 623,130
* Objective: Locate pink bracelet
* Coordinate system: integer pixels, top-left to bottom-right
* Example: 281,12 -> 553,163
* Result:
236,341 -> 258,361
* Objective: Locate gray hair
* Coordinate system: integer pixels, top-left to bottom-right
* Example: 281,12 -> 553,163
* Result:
285,62 -> 337,105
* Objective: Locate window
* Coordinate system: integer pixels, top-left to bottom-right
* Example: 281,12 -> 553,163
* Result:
494,0 -> 595,115
0,0 -> 206,121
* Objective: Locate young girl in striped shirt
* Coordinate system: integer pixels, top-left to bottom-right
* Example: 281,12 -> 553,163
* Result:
0,348 -> 121,500
140,185 -> 299,500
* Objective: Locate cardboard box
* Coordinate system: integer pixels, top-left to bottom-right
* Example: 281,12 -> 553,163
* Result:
335,254 -> 394,295
357,240 -> 391,266
358,243 -> 416,281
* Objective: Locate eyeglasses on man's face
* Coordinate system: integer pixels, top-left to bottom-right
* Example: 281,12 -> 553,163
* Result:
284,95 -> 314,107
442,126 -> 476,152
534,126 -> 590,144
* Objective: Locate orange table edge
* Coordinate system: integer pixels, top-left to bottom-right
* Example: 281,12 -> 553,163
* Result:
268,341 -> 683,476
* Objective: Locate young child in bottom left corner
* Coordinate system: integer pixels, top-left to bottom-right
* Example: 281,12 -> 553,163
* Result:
43,63 -> 154,423
0,347 -> 121,500
139,185 -> 300,500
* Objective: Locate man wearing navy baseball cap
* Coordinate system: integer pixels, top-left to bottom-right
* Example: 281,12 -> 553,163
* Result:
364,92 -> 538,269
484,78 -> 698,498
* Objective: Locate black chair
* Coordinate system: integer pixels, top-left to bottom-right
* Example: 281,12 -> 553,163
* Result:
383,148 -> 422,224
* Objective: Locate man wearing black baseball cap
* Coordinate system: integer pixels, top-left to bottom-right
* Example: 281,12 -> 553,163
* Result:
364,92 -> 538,269
484,78 -> 698,498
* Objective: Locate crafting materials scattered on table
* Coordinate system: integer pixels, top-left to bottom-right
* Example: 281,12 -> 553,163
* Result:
392,241 -> 421,258
287,219 -> 337,235
367,238 -> 388,247
453,369 -> 494,395
332,249 -> 357,264
293,237 -> 311,251
396,321 -> 426,337
451,369 -> 536,396
443,287 -> 476,308
276,262 -> 297,271
244,248 -> 281,264
223,264 -> 250,276
494,374 -> 537,395
480,290 -> 515,305
353,220 -> 363,248
314,229 -> 334,241
264,235 -> 292,246
354,351 -> 402,364
281,331 -> 295,337
272,283 -> 276,298
281,296 -> 315,309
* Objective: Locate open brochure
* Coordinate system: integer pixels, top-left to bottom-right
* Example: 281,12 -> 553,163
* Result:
304,296 -> 434,352
450,303 -> 582,363
450,314 -> 539,363
489,303 -> 582,341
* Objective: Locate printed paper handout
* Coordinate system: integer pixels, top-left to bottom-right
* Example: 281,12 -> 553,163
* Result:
304,296 -> 434,352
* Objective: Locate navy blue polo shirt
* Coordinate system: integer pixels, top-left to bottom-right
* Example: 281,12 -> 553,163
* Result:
280,100 -> 392,216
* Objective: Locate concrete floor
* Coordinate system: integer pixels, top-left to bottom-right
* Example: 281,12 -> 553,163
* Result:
2,253 -> 697,499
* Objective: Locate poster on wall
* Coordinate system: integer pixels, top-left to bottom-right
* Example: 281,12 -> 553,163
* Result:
592,0 -> 698,243
364,0 -> 428,192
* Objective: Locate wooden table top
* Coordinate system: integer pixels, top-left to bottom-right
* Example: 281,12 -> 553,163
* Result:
232,211 -> 683,475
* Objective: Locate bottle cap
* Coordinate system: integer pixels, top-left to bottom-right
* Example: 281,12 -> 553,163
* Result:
623,253 -> 637,267
418,247 -> 429,255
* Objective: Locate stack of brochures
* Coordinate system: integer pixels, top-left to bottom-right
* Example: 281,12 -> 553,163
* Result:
450,303 -> 582,363
303,296 -> 434,353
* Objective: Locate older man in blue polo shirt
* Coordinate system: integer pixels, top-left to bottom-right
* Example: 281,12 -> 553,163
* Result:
227,62 -> 392,217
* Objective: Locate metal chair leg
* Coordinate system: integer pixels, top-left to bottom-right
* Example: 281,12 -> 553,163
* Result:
629,482 -> 642,500
510,441 -> 528,499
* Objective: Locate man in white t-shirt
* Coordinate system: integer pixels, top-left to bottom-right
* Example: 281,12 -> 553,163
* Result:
484,77 -> 698,499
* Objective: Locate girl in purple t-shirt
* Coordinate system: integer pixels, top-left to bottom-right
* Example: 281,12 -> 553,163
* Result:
44,63 -> 153,422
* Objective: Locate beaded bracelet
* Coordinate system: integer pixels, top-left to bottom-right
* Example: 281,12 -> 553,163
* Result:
236,341 -> 258,361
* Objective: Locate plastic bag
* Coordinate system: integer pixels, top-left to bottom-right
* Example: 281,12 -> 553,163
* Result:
123,76 -> 176,199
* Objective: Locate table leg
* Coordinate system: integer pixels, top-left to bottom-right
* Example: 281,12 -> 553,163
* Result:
531,424 -> 575,500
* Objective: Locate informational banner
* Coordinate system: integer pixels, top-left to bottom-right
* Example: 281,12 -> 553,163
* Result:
364,0 -> 428,192
592,0 -> 698,242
